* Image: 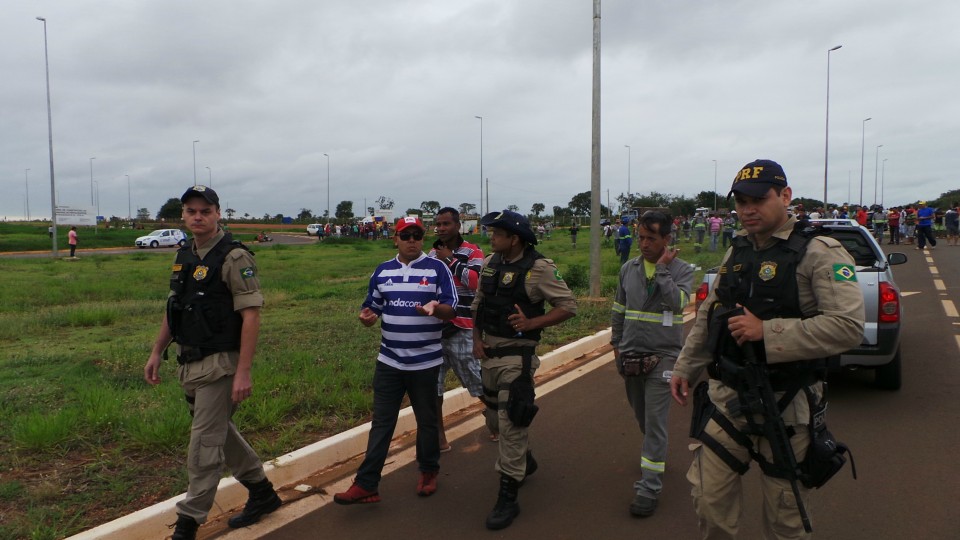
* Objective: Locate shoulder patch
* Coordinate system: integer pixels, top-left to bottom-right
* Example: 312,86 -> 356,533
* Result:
240,266 -> 256,279
833,263 -> 856,282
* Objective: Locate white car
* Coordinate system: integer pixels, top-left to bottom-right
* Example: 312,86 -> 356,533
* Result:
306,223 -> 323,236
135,229 -> 187,248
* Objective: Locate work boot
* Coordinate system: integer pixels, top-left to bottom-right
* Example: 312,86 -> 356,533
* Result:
228,478 -> 282,528
417,470 -> 438,497
629,493 -> 659,517
171,514 -> 199,540
485,474 -> 521,530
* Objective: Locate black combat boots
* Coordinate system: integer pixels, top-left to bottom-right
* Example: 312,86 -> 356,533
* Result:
485,474 -> 521,530
228,478 -> 282,528
171,514 -> 199,540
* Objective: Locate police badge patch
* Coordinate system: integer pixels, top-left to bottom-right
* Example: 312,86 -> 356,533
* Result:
758,261 -> 777,281
501,271 -> 516,285
193,265 -> 209,280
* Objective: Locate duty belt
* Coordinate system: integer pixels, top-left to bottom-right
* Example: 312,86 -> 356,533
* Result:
483,346 -> 536,359
176,346 -> 219,365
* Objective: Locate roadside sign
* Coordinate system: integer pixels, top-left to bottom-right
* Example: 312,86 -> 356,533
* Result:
55,206 -> 97,226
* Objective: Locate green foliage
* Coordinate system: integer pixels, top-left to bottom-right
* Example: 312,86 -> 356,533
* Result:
156,198 -> 182,220
563,264 -> 589,290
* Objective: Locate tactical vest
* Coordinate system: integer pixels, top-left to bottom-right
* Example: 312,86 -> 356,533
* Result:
707,223 -> 824,388
478,249 -> 546,341
167,233 -> 249,353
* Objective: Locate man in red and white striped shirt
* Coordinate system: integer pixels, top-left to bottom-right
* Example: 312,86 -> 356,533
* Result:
429,207 -> 490,450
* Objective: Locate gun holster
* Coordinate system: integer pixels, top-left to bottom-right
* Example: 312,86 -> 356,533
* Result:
506,350 -> 539,427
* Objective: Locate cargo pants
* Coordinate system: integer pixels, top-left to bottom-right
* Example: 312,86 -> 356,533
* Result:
176,352 -> 267,523
687,415 -> 812,540
481,355 -> 539,482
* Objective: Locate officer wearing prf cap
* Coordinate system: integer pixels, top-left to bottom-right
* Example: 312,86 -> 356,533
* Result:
144,185 -> 281,540
472,210 -> 577,530
670,160 -> 865,539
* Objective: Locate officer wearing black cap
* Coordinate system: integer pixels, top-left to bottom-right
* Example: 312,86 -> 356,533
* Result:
670,160 -> 864,538
144,185 -> 281,540
471,209 -> 577,530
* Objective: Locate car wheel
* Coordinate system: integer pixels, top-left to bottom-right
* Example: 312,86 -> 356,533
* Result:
150,240 -> 159,248
177,239 -> 186,247
875,347 -> 902,391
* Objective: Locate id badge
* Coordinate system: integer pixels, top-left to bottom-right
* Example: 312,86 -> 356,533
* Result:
662,311 -> 673,327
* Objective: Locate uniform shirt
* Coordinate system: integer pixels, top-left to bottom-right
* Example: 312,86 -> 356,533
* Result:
174,229 -> 263,375
611,255 -> 693,360
428,239 -> 483,330
674,217 -> 864,425
363,252 -> 458,371
471,254 -> 578,369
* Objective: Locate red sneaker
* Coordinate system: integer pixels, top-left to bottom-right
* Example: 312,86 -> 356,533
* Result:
417,471 -> 438,497
334,483 -> 381,505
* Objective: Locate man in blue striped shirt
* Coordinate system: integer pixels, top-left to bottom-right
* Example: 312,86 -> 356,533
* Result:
335,216 -> 458,505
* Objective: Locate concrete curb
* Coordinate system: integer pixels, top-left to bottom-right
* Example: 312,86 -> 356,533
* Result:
67,328 -> 613,540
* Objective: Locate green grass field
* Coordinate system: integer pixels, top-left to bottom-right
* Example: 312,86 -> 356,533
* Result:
0,224 -> 724,539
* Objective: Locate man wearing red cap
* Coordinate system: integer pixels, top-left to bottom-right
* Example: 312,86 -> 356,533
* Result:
335,216 -> 458,504
670,160 -> 864,539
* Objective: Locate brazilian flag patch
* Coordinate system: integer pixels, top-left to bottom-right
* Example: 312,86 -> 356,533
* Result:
833,264 -> 856,282
240,267 -> 255,279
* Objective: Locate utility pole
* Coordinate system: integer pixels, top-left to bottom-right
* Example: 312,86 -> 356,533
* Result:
588,0 -> 602,297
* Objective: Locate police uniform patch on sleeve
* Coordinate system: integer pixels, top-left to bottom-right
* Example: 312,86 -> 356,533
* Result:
240,266 -> 255,279
833,263 -> 856,282
553,268 -> 564,281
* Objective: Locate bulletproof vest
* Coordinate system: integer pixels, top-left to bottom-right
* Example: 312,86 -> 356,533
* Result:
479,249 -> 546,341
167,233 -> 248,352
708,223 -> 823,386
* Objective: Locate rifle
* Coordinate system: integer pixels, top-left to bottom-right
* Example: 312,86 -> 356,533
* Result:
734,332 -> 813,533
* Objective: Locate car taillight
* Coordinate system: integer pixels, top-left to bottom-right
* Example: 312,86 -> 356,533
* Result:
695,282 -> 709,313
878,281 -> 900,323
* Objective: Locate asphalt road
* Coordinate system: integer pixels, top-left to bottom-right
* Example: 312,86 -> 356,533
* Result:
220,243 -> 958,539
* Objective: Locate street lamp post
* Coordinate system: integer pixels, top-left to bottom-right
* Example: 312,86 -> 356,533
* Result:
823,45 -> 842,209
205,166 -> 212,186
881,158 -> 888,206
192,140 -> 199,185
323,153 -> 330,223
89,157 -> 96,206
475,116 -> 483,219
712,159 -> 718,210
94,180 -> 100,217
624,145 -> 631,208
858,117 -> 872,207
37,16 -> 58,256
126,174 -> 131,220
873,144 -> 883,206
25,169 -> 30,220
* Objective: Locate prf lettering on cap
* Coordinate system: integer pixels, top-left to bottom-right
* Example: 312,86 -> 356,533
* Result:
736,166 -> 764,182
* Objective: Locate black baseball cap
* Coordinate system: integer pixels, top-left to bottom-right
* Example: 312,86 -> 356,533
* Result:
180,185 -> 220,206
728,159 -> 788,198
480,210 -> 538,245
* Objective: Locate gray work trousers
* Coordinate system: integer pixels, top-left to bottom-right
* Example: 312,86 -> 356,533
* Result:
176,353 -> 267,523
620,358 -> 673,499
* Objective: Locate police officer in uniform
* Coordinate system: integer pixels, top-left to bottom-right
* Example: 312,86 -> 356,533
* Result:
472,210 -> 577,530
144,186 -> 281,540
670,160 -> 864,539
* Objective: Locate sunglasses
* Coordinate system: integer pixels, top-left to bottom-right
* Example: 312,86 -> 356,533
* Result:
397,231 -> 424,241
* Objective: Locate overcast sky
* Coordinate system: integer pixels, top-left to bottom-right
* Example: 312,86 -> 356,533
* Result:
3,0 -> 957,222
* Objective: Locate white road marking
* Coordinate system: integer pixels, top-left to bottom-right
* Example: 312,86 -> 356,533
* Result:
901,291 -> 922,297
934,279 -> 946,291
942,300 -> 958,318
929,265 -> 939,274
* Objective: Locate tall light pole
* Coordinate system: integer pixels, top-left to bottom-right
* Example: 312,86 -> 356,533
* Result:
873,144 -> 883,206
624,145 -> 631,206
881,158 -> 888,206
94,180 -> 100,217
823,44 -> 842,208
712,159 -> 718,210
125,174 -> 131,220
89,157 -> 96,205
323,153 -> 330,222
205,166 -> 212,186
192,140 -> 199,185
37,16 -> 58,256
589,0 -> 602,297
475,116 -> 483,219
858,117 -> 871,207
25,169 -> 30,220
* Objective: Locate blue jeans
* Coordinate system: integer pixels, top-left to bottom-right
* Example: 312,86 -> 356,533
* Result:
355,362 -> 440,490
